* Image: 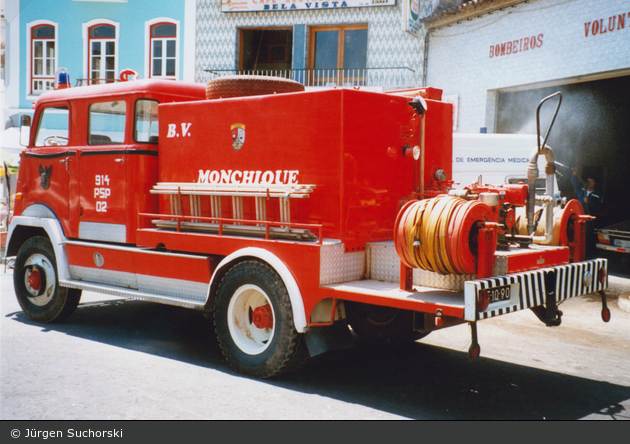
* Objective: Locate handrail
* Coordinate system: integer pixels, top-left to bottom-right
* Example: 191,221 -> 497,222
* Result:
151,182 -> 316,199
139,212 -> 323,244
205,67 -> 415,75
203,67 -> 416,88
75,78 -> 120,87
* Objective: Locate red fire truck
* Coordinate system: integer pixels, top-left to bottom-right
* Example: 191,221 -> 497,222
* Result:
6,75 -> 610,378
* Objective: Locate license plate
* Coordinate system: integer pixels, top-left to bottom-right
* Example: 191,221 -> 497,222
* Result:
614,239 -> 630,248
487,284 -> 512,304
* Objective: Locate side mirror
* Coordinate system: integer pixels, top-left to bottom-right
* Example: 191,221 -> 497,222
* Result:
20,114 -> 31,147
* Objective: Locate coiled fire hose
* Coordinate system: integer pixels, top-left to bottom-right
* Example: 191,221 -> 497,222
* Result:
394,196 -> 495,275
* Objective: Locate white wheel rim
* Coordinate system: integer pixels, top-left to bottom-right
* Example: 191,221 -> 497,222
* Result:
227,284 -> 275,355
23,253 -> 56,306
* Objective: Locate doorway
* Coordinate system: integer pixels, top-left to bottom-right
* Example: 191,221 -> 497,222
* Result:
308,24 -> 368,86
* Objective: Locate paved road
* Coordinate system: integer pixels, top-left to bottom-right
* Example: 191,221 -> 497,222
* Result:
2,259 -> 629,420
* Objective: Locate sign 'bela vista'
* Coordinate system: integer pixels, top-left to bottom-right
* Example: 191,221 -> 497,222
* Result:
222,0 -> 396,13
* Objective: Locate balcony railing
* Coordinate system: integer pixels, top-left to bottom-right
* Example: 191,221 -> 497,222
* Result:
75,78 -> 119,87
203,67 -> 416,89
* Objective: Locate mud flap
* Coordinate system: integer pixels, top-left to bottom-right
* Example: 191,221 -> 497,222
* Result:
304,322 -> 356,357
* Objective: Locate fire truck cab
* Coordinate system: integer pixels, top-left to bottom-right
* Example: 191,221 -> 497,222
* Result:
12,80 -> 207,244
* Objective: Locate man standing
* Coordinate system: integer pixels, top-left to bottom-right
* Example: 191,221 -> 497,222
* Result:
571,168 -> 603,215
571,167 -> 603,256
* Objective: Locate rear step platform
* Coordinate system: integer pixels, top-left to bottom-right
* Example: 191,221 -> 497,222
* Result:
323,279 -> 465,318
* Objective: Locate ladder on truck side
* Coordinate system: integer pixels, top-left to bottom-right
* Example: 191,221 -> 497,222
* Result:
148,182 -> 320,242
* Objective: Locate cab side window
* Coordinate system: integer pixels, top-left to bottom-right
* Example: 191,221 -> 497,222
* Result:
134,99 -> 159,144
35,106 -> 69,147
89,100 -> 126,145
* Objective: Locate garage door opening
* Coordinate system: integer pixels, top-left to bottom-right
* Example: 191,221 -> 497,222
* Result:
496,75 -> 630,227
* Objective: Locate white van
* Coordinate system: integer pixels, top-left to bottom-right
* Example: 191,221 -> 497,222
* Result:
451,133 -> 558,193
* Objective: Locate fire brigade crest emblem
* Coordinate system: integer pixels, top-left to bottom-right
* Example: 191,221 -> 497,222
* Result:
39,165 -> 52,190
231,123 -> 245,150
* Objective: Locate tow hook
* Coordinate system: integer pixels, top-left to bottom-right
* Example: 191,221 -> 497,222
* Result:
529,269 -> 562,326
468,322 -> 481,361
600,290 -> 611,323
529,306 -> 563,327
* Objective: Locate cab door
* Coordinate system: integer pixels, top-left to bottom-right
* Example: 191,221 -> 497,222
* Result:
78,100 -> 128,243
23,103 -> 73,221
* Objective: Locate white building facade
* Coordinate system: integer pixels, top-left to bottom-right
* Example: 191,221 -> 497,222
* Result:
195,1 -> 433,88
424,0 -> 630,133
422,0 -> 630,220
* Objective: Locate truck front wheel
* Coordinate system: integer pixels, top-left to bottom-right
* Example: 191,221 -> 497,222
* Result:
214,261 -> 308,379
13,236 -> 82,323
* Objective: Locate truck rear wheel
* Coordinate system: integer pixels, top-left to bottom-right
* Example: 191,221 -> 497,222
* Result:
205,75 -> 305,100
345,302 -> 427,345
13,236 -> 82,323
214,260 -> 308,379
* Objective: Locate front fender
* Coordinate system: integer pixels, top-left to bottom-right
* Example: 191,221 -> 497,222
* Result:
7,205 -> 69,280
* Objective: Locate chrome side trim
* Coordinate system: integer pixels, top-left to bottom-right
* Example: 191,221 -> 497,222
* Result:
69,265 -> 138,290
78,221 -> 127,243
136,274 -> 208,301
68,265 -> 208,301
59,279 -> 206,310
64,240 -> 210,259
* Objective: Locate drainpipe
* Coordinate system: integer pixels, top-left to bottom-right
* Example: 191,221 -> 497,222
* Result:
422,29 -> 431,86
